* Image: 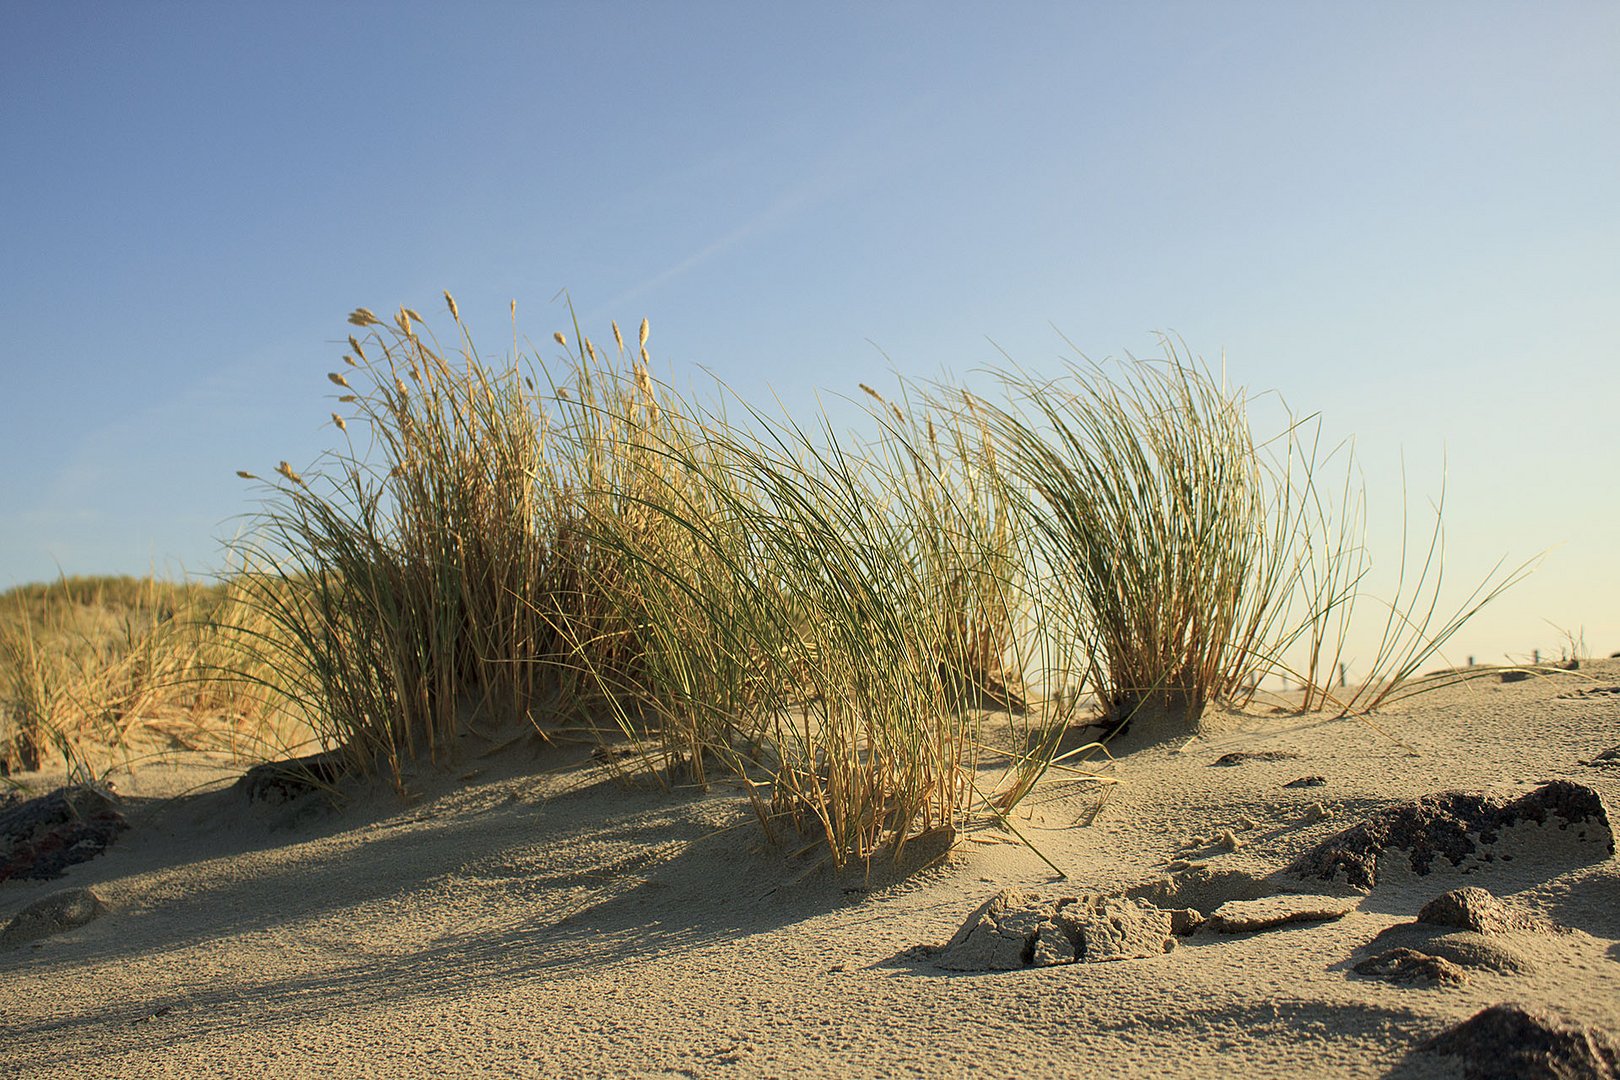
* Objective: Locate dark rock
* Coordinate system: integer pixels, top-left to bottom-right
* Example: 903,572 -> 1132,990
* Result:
1211,750 -> 1300,767
1500,670 -> 1532,683
1205,894 -> 1355,933
1284,775 -> 1327,788
1420,1003 -> 1620,1079
0,887 -> 107,950
0,786 -> 128,883
1418,886 -> 1551,935
1288,781 -> 1614,889
1354,947 -> 1469,987
236,749 -> 350,804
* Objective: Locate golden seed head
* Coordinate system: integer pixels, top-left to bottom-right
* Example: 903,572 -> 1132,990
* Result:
404,307 -> 424,324
348,334 -> 365,360
639,345 -> 650,365
235,470 -> 258,480
553,331 -> 567,348
348,308 -> 379,327
328,372 -> 351,388
276,461 -> 303,485
612,321 -> 625,354
395,378 -> 409,397
338,394 -> 357,403
443,291 -> 459,321
859,383 -> 884,403
342,354 -> 357,367
584,337 -> 597,362
638,318 -> 649,348
331,413 -> 347,431
557,387 -> 570,400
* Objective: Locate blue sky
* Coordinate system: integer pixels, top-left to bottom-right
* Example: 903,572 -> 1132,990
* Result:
2,2 -> 1616,667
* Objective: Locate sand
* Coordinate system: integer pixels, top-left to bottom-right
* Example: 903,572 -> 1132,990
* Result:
3,662 -> 1618,1078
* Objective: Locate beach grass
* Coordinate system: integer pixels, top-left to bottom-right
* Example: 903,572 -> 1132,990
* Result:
5,301 -> 1533,870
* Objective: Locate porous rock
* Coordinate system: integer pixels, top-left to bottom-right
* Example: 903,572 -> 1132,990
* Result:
937,888 -> 1051,971
1206,894 -> 1355,933
0,786 -> 128,883
0,887 -> 107,951
1058,898 -> 1175,963
936,891 -> 1175,971
1288,781 -> 1613,889
1354,947 -> 1469,987
1284,775 -> 1327,788
1420,1003 -> 1620,1080
1418,886 -> 1550,935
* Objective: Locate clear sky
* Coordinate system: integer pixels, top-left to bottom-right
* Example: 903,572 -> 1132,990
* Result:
3,2 -> 1616,669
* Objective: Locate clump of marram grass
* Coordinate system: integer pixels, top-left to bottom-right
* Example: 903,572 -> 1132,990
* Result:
227,300 -> 1074,867
227,303 -> 1527,868
963,340 -> 1296,735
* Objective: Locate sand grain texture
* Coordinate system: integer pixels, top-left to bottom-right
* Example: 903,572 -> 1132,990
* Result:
3,663 -> 1619,1078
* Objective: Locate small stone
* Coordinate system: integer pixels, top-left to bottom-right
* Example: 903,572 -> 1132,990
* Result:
1418,887 -> 1546,935
1354,947 -> 1469,987
0,887 -> 107,951
1166,908 -> 1205,935
1212,751 -> 1300,767
1237,815 -> 1261,831
1303,802 -> 1333,823
1214,829 -> 1243,852
1206,894 -> 1355,933
1184,835 -> 1209,850
1285,775 -> 1327,788
1421,1003 -> 1620,1079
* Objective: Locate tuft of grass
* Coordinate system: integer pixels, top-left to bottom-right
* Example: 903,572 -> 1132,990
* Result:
963,340 -> 1293,734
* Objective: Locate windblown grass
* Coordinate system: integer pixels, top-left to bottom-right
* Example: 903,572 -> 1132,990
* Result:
0,576 -> 296,778
213,303 -> 1530,867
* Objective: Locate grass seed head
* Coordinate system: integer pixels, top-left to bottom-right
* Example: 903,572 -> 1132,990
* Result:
639,317 -> 649,348
348,308 -> 380,327
443,291 -> 459,322
612,321 -> 625,354
328,372 -> 351,388
331,413 -> 347,431
235,470 -> 258,480
554,331 -> 568,348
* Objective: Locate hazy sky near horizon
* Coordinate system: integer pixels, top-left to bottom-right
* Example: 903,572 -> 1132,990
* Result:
2,2 -> 1616,668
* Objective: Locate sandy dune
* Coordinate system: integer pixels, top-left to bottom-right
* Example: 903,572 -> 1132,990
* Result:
4,663 -> 1618,1078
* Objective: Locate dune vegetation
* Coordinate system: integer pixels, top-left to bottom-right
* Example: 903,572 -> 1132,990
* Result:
0,297 -> 1534,868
